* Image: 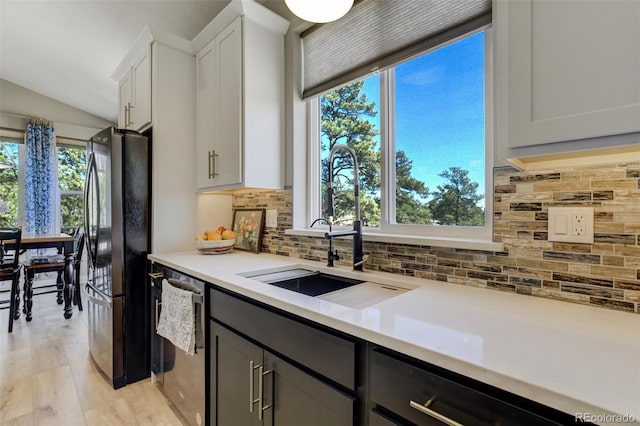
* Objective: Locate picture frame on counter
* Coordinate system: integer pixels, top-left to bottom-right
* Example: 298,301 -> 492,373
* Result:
231,208 -> 265,253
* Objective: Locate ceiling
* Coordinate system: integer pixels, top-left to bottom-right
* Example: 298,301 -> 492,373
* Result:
0,0 -> 291,123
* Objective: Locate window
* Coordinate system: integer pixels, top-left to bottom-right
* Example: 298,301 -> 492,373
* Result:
309,28 -> 493,242
0,140 -> 20,227
58,145 -> 86,234
0,139 -> 86,233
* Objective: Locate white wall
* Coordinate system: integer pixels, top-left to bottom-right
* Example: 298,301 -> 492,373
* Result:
0,79 -> 114,137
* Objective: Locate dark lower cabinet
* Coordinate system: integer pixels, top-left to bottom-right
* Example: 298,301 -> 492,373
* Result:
210,321 -> 355,426
204,284 -> 588,426
212,322 -> 262,426
369,349 -> 588,426
264,350 -> 355,426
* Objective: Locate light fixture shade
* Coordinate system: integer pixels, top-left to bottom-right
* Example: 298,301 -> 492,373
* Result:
284,0 -> 354,23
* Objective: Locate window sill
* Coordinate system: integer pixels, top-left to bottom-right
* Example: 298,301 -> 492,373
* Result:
285,228 -> 504,252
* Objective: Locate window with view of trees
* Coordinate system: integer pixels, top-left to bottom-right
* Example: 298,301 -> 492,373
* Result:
0,139 -> 85,233
58,145 -> 86,234
313,29 -> 491,239
0,141 -> 20,227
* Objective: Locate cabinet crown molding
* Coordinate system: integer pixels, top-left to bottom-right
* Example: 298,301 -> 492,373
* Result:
191,0 -> 290,52
111,25 -> 193,82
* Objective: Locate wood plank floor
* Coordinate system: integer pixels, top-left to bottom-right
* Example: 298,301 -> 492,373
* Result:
0,292 -> 183,426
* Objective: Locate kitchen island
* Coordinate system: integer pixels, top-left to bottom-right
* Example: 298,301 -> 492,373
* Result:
149,250 -> 640,425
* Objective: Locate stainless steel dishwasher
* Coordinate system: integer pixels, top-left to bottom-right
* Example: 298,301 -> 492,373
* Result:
150,264 -> 205,426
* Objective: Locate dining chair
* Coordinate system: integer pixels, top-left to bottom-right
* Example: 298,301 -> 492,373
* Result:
0,227 -> 22,333
22,227 -> 85,321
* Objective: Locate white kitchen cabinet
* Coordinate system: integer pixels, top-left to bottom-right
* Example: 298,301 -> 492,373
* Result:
495,0 -> 640,159
117,44 -> 151,132
193,1 -> 289,191
196,19 -> 242,189
113,27 -> 198,253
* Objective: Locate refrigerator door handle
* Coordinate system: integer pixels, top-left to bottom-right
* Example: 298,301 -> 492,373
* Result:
84,283 -> 112,309
84,152 -> 99,270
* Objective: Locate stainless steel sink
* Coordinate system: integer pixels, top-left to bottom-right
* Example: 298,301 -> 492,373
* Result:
246,268 -> 364,296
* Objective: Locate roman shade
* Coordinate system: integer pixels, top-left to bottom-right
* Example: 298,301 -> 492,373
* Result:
302,0 -> 492,99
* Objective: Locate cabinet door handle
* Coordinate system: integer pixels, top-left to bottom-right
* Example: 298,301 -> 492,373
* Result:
260,367 -> 273,419
409,400 -> 463,426
155,299 -> 161,331
127,102 -> 134,127
208,150 -> 219,179
124,105 -> 129,128
249,361 -> 262,413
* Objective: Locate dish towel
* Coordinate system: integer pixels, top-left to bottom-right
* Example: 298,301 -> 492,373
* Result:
166,278 -> 204,350
157,278 -> 201,355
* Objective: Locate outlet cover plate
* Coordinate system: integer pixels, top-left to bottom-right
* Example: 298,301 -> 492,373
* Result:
548,207 -> 594,244
266,209 -> 278,228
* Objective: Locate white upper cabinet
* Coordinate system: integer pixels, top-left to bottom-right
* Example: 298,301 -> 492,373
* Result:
196,19 -> 243,189
193,0 -> 290,191
117,44 -> 151,132
495,0 -> 640,157
113,27 -> 199,253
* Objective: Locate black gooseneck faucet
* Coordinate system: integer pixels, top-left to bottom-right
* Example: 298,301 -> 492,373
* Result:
324,144 -> 365,271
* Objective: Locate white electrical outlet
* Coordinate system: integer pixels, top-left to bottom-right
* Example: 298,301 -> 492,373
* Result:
548,207 -> 594,244
572,214 -> 586,236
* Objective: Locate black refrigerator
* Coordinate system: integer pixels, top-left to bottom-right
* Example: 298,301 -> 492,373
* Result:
84,126 -> 151,389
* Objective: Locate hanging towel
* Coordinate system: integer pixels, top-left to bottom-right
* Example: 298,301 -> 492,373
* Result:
157,278 -> 202,355
166,278 -> 204,350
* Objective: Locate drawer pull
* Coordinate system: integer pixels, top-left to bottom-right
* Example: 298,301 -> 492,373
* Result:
409,399 -> 463,426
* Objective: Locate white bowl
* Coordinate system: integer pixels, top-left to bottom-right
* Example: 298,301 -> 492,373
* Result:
194,238 -> 235,254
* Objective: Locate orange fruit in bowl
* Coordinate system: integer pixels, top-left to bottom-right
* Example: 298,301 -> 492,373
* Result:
221,230 -> 236,240
206,230 -> 222,240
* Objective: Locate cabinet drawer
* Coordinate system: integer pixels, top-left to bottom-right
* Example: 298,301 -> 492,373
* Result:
211,288 -> 356,390
370,350 -> 567,426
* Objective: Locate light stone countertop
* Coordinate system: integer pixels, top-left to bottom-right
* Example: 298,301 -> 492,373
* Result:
149,250 -> 640,425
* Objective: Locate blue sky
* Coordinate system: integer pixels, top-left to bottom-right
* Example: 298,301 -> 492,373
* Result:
362,31 -> 486,199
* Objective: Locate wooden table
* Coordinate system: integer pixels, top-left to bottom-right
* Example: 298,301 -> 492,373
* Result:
20,234 -> 76,320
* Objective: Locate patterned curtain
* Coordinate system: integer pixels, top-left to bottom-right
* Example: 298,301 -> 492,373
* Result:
24,118 -> 58,236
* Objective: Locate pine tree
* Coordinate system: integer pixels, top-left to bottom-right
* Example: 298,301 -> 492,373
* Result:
321,81 -> 380,226
321,81 -> 431,226
429,167 -> 484,226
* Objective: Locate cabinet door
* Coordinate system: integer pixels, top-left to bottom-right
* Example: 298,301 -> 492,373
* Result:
118,71 -> 132,129
212,17 -> 243,188
501,0 -> 640,148
132,45 -> 152,131
195,38 -> 217,189
211,322 -> 262,426
264,350 -> 355,426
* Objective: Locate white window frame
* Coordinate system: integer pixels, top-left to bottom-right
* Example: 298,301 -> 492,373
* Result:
293,26 -> 499,250
0,137 -> 86,233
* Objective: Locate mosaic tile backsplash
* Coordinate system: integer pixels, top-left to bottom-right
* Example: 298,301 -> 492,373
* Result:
232,162 -> 640,314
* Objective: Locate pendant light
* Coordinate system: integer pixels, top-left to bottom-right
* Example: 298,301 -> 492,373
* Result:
284,0 -> 354,23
